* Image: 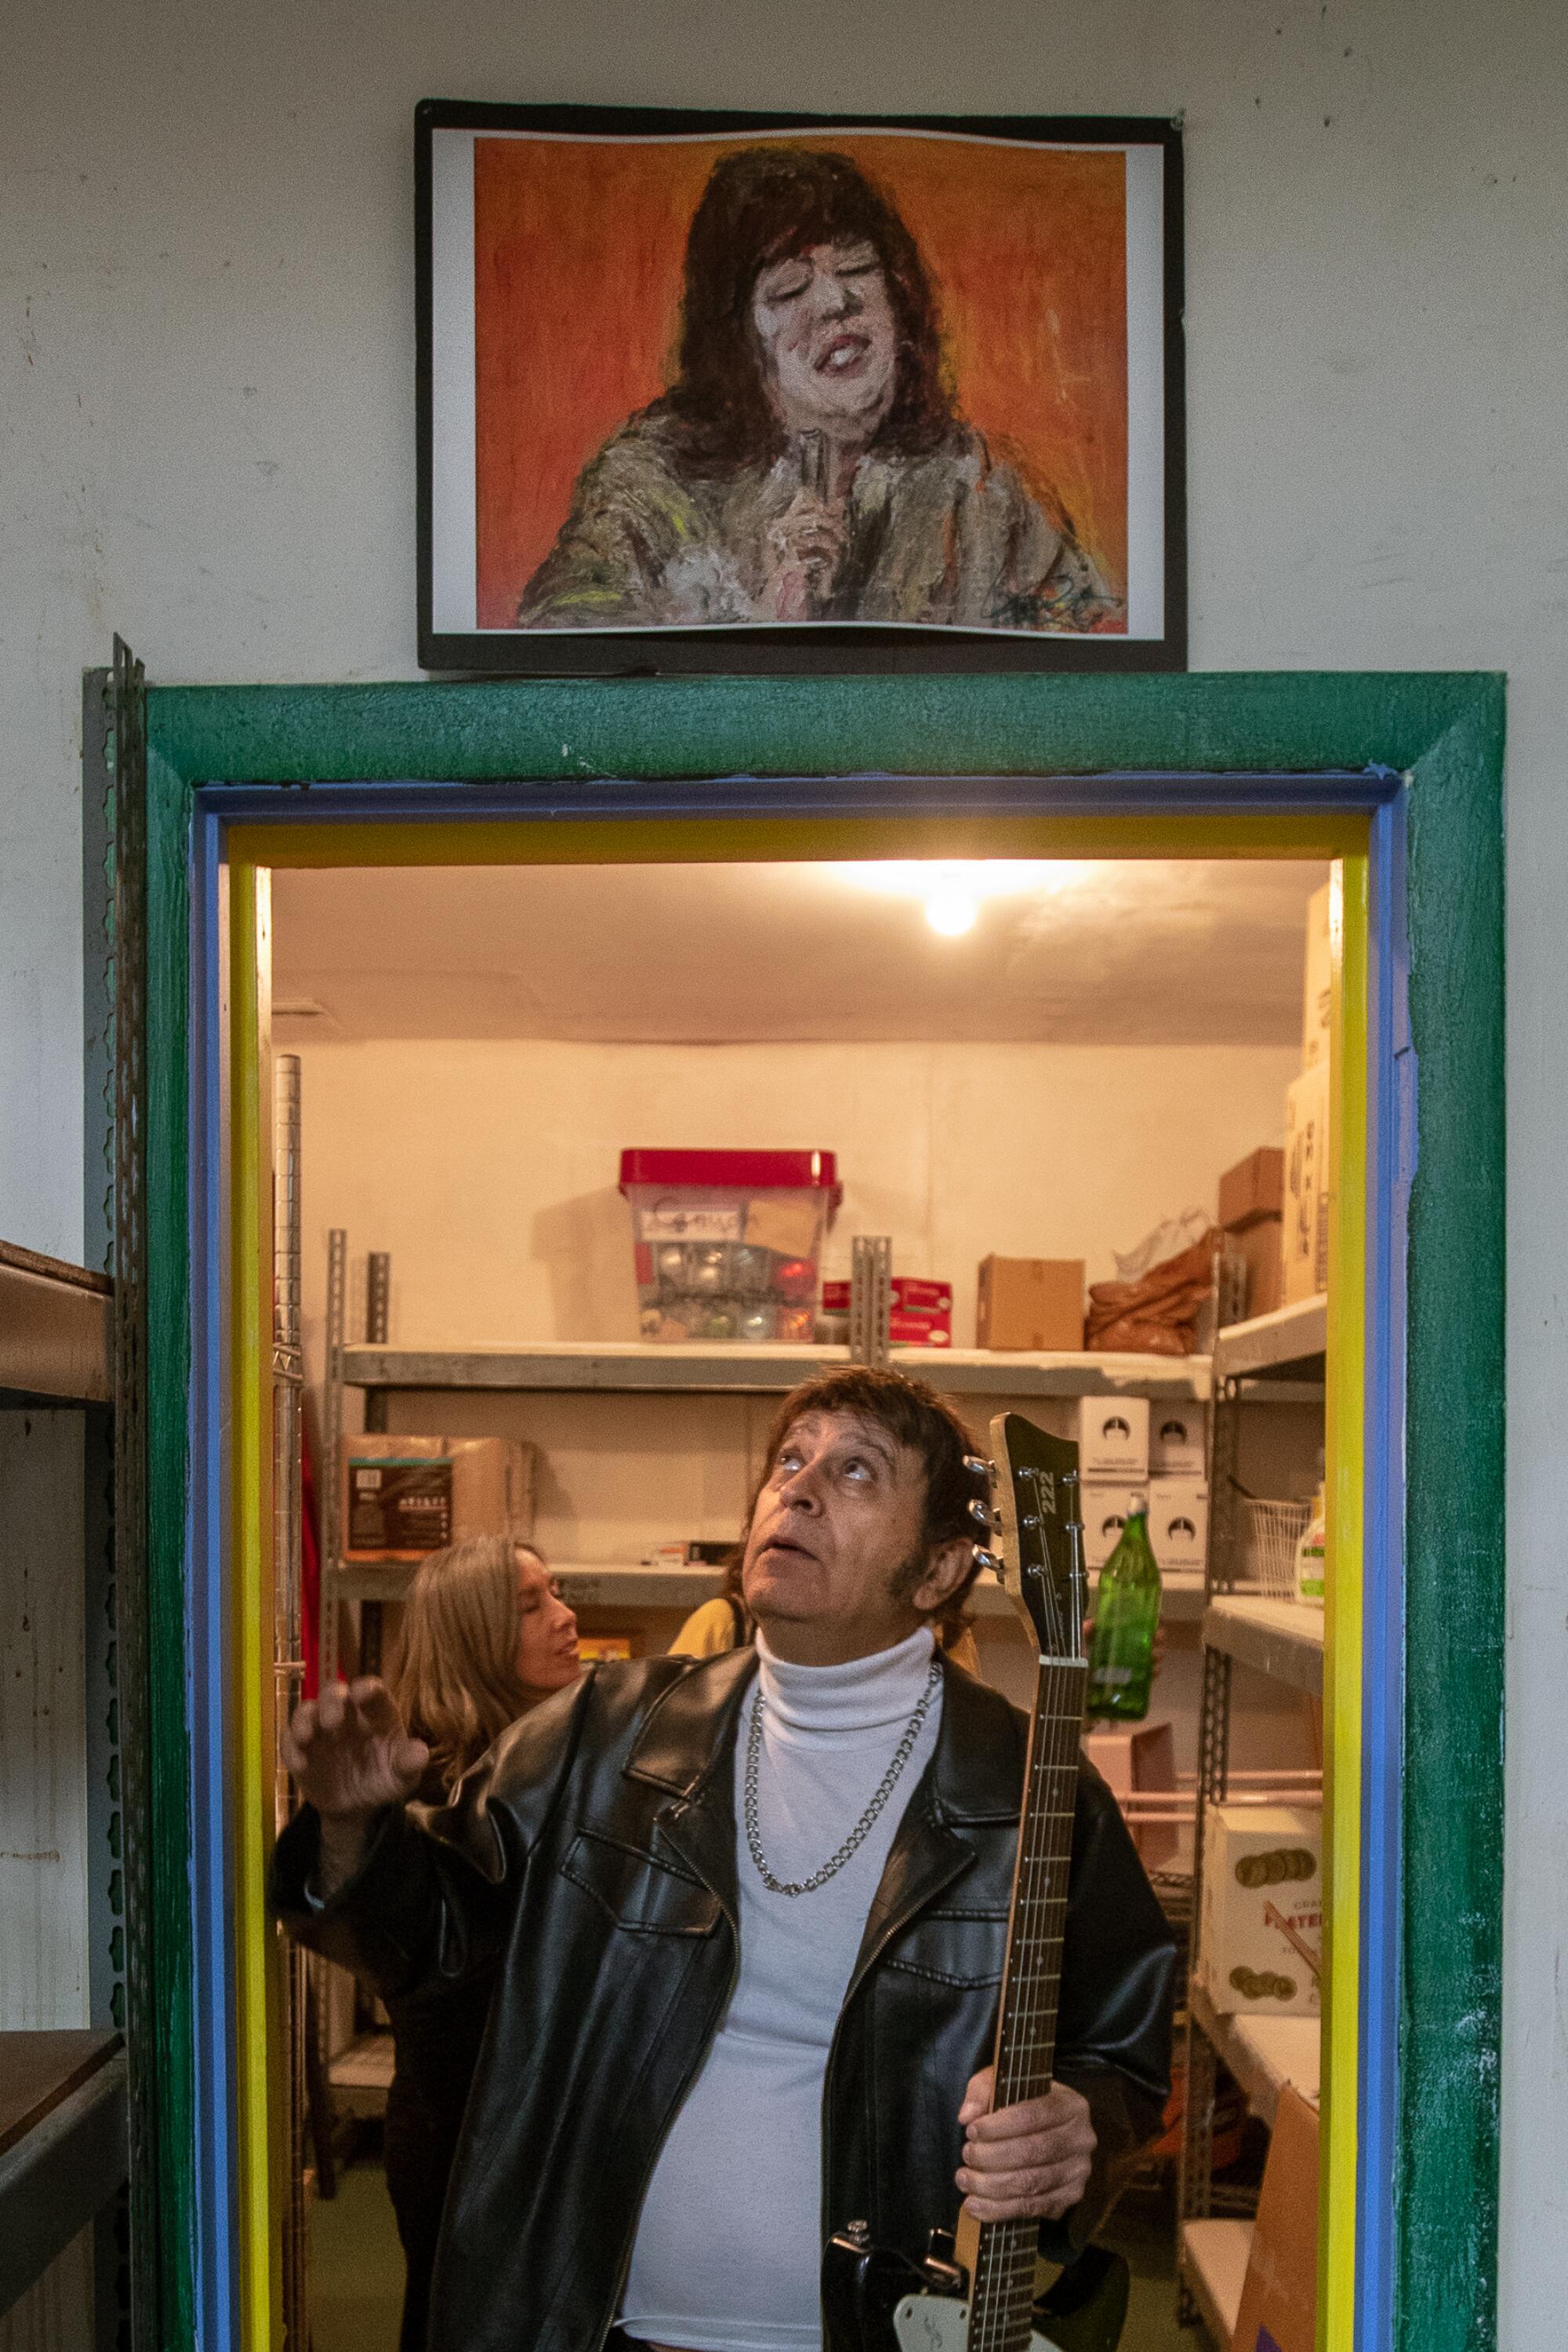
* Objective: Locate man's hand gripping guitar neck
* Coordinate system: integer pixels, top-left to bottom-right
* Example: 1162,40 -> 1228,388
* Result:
281,1677 -> 430,1897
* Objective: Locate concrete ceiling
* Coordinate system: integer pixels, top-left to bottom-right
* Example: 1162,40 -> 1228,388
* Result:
271,858 -> 1327,1047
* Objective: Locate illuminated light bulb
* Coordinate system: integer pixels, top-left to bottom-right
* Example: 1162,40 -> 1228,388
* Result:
925,882 -> 977,937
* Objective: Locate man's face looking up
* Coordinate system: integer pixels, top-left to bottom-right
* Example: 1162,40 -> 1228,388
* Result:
741,1408 -> 971,1667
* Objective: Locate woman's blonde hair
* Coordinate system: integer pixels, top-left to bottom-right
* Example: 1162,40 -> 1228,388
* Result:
390,1534 -> 539,1791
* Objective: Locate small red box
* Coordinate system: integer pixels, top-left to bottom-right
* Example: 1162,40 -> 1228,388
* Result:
821,1277 -> 953,1345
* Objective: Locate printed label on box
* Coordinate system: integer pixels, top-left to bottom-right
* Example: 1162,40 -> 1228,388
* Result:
347,1458 -> 452,1555
638,1198 -> 744,1242
1076,1396 -> 1150,1476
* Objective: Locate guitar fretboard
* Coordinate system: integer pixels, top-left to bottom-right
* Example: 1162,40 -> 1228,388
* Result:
965,1656 -> 1088,2352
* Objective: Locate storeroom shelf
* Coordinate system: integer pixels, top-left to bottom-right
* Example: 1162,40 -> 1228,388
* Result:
328,1559 -> 1210,1622
1178,2217 -> 1253,2346
339,1339 -> 1212,1401
1203,1594 -> 1324,1695
1211,1295 -> 1327,1383
1188,1980 -> 1320,2126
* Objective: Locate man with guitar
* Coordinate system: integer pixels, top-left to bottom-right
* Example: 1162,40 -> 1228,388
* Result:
274,1367 -> 1174,2352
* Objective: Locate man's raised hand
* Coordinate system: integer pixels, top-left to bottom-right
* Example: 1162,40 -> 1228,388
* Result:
281,1677 -> 428,1890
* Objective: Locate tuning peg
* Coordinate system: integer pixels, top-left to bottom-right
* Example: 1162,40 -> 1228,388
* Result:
971,1548 -> 1000,1574
963,1454 -> 991,1484
967,1497 -> 993,1528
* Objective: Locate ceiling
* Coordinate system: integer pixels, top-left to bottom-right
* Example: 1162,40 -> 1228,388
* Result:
270,858 -> 1327,1047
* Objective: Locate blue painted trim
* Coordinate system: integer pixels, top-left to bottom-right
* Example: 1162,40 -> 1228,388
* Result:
1356,792 -> 1409,2352
190,764 -> 1407,2336
187,809 -> 239,2350
194,767 -> 1401,826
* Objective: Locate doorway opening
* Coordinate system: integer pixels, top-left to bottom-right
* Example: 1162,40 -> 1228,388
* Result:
238,834 -> 1363,2352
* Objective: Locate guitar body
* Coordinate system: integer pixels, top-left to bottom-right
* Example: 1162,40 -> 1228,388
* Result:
821,2235 -> 1129,2352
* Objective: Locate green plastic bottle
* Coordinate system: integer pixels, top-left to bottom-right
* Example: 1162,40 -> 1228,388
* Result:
1086,1497 -> 1162,1722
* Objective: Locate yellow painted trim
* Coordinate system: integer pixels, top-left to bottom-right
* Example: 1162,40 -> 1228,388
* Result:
223,800 -> 1374,2348
227,808 -> 1367,871
1321,855 -> 1368,2351
231,869 -> 283,2351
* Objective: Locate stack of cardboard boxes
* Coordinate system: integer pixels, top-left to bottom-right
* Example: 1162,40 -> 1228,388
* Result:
1076,1396 -> 1208,1578
1283,880 -> 1334,1305
1218,879 -> 1334,1319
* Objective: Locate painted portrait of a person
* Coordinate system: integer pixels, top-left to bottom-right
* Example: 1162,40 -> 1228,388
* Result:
517,147 -> 1122,635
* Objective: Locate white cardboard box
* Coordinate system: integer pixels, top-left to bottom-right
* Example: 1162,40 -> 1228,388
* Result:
1080,1480 -> 1141,1569
1149,1475 -> 1209,1573
1150,1403 -> 1207,1475
1283,1062 -> 1332,1305
1200,1802 -> 1323,2016
1076,1395 -> 1150,1478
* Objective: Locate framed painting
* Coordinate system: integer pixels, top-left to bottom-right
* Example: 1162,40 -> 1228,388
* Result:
416,103 -> 1185,675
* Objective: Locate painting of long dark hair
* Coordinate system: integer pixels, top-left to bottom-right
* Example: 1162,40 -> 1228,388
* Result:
656,147 -> 956,472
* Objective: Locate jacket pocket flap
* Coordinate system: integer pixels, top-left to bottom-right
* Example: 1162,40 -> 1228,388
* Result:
561,1828 -> 722,1936
882,1904 -> 1008,1987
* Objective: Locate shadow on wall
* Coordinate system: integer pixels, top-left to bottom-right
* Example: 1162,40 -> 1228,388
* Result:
532,1188 -> 641,1340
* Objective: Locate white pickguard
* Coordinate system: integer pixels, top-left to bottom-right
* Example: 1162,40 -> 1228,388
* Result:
891,2292 -> 1064,2352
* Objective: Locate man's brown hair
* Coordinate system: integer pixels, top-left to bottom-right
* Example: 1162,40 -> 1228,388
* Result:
737,1364 -> 985,1640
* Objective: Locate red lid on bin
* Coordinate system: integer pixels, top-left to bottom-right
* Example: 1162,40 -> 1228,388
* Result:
619,1149 -> 841,1214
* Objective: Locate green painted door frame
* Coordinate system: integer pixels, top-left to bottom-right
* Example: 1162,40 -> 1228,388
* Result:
111,669 -> 1503,2350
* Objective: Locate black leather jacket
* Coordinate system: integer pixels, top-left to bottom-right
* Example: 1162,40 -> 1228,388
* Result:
273,1650 -> 1174,2352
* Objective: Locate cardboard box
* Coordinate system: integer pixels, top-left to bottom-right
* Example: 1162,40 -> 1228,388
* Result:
1231,2084 -> 1319,2352
1082,1718 -> 1178,1869
1148,1475 -> 1208,1573
976,1258 -> 1084,1352
1283,1064 -> 1332,1305
1218,1145 -> 1285,1233
1150,1404 -> 1207,1476
342,1434 -> 536,1563
1080,1480 -> 1142,1568
1200,1803 -> 1323,2016
1076,1395 -> 1149,1477
1302,880 -> 1333,1070
821,1277 -> 953,1345
1230,1214 -> 1285,1320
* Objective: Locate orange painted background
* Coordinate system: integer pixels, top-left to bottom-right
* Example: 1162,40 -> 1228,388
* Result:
473,132 -> 1127,630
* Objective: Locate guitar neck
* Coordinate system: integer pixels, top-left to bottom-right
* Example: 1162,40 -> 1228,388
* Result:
960,1653 -> 1088,2352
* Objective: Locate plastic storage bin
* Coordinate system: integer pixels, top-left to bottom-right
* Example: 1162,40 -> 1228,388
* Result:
619,1149 -> 841,1342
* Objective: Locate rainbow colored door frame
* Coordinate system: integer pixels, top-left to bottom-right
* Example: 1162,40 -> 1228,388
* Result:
122,673 -> 1503,2352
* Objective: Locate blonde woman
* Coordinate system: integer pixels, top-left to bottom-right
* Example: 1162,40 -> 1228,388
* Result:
381,1537 -> 578,2352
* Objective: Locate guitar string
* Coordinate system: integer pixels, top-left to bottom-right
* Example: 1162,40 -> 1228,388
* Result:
970,1658 -> 1086,2352
996,1670 -> 1084,2344
978,1671 -> 1066,2345
972,1466 -> 1089,2347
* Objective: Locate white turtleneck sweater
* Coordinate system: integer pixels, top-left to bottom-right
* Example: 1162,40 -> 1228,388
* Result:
619,1624 -> 944,2352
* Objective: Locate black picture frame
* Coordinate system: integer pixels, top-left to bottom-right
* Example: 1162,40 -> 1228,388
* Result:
416,100 -> 1186,677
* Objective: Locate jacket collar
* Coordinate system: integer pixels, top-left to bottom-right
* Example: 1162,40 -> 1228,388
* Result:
626,1650 -> 757,1927
626,1647 -> 759,1795
624,1645 -> 1026,1818
847,1658 -> 1027,1993
626,1648 -> 1027,1960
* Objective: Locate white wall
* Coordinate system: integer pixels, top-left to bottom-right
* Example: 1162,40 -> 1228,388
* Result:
292,1034 -> 1300,1363
4,0 -> 1564,2328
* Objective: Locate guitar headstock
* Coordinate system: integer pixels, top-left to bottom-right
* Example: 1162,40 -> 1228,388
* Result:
971,1413 -> 1087,1664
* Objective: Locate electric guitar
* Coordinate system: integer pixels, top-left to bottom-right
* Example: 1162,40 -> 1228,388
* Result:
822,1413 -> 1129,2352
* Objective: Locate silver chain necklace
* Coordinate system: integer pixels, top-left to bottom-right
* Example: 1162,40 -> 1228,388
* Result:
743,1653 -> 942,1898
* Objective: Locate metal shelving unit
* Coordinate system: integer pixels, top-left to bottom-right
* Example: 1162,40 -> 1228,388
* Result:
1177,1289 -> 1327,2337
318,1238 -> 1221,1667
0,1245 -> 125,2345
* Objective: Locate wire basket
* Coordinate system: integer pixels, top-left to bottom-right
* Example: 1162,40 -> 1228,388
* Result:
1243,1497 -> 1313,1597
